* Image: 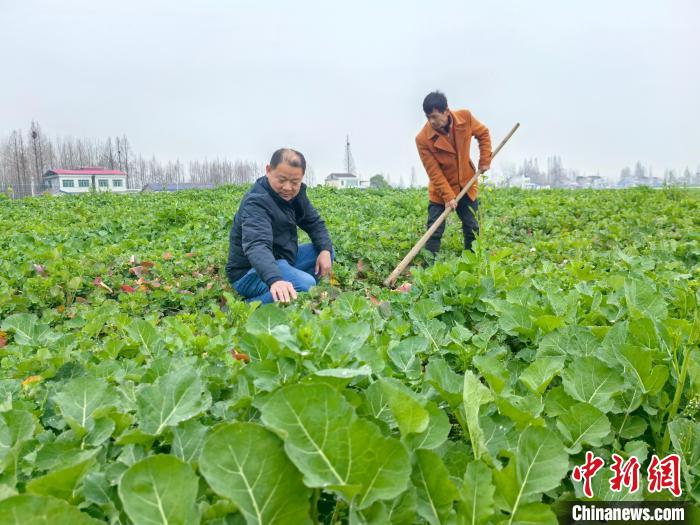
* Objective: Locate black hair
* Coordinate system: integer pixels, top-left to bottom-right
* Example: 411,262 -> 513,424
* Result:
422,91 -> 448,115
270,148 -> 306,174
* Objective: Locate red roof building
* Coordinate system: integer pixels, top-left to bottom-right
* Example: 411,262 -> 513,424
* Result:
43,167 -> 129,193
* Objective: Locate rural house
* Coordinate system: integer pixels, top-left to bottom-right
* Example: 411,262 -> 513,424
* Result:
43,167 -> 128,194
324,172 -> 359,188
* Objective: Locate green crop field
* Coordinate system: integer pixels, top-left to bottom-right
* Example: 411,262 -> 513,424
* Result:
0,186 -> 698,524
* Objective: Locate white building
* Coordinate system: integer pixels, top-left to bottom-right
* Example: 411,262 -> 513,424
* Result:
518,175 -> 536,189
576,175 -> 607,189
43,167 -> 129,194
325,172 -> 359,189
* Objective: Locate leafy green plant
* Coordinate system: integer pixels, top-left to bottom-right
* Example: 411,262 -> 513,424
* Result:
0,186 -> 697,523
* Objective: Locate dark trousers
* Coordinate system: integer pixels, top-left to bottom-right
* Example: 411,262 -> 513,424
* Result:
425,197 -> 479,254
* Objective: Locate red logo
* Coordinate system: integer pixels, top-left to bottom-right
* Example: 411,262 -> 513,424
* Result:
610,454 -> 641,493
572,451 -> 605,498
572,452 -> 682,498
648,454 -> 682,497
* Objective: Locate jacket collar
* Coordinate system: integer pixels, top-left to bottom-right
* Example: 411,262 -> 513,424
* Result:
425,109 -> 467,141
257,176 -> 305,208
424,110 -> 468,154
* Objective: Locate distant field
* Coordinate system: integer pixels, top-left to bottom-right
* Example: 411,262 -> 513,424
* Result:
0,186 -> 698,523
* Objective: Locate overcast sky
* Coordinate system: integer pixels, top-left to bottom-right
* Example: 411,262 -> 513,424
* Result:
1,0 -> 698,184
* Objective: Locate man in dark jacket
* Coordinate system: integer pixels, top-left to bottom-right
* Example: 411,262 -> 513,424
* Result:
226,148 -> 333,304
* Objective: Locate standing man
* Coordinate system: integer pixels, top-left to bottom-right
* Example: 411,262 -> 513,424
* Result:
415,91 -> 492,254
226,148 -> 333,304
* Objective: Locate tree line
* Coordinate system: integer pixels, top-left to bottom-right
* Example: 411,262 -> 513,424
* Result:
0,122 -> 264,198
3,123 -> 696,198
498,156 -> 700,189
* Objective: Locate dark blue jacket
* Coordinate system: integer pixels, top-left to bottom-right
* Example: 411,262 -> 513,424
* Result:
226,177 -> 332,286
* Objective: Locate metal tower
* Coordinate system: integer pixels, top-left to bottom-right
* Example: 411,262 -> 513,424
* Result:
344,135 -> 357,175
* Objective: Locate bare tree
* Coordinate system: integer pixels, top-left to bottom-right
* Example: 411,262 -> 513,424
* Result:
7,131 -> 30,197
547,156 -> 564,187
305,165 -> 316,186
29,121 -> 48,194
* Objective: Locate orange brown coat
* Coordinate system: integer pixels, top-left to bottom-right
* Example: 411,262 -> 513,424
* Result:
415,109 -> 492,204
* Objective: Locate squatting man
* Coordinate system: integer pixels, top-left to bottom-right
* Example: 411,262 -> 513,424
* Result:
226,148 -> 333,304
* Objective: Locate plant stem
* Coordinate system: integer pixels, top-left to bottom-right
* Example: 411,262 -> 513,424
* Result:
330,499 -> 345,524
660,314 -> 699,454
661,342 -> 691,454
310,488 -> 320,525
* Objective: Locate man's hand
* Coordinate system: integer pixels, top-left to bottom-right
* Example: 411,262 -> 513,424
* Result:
479,164 -> 491,173
270,280 -> 297,303
315,250 -> 332,278
446,199 -> 458,210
